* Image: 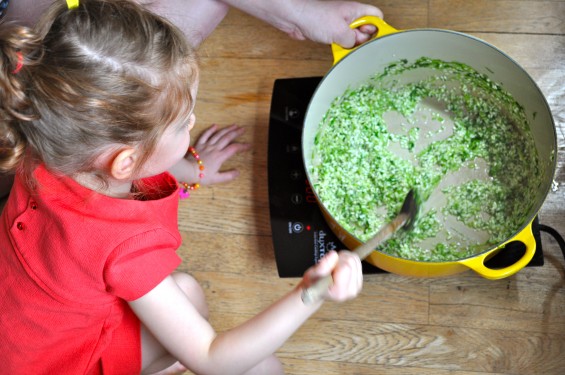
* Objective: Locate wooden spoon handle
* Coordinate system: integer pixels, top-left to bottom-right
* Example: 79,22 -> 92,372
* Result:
300,212 -> 409,305
354,212 -> 409,259
300,274 -> 334,305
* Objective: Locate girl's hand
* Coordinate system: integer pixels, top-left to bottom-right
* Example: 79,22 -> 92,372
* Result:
192,124 -> 251,185
301,250 -> 363,302
170,124 -> 251,185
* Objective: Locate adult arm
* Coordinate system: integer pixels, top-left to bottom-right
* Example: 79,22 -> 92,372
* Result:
220,0 -> 384,47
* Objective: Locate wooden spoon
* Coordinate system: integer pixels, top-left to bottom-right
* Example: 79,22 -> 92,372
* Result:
301,189 -> 419,305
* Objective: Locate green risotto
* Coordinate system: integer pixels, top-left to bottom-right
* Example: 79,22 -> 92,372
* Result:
310,57 -> 542,262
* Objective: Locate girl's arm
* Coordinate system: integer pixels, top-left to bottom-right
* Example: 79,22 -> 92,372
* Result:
129,250 -> 362,375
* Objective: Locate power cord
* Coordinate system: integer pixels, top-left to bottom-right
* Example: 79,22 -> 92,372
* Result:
539,224 -> 565,262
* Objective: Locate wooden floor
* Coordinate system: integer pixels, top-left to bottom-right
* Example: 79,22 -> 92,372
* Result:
180,1 -> 565,374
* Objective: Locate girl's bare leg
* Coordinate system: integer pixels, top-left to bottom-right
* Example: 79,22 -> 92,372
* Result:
140,272 -> 206,375
241,355 -> 284,375
140,272 -> 284,375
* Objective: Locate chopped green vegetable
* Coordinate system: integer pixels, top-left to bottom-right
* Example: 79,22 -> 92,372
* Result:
311,57 -> 541,262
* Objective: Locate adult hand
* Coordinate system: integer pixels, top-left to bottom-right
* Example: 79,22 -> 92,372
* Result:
288,1 -> 384,48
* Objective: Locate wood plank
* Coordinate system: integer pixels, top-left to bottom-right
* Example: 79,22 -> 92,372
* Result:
471,34 -> 565,70
278,357 -> 491,375
430,0 -> 565,34
207,313 -> 565,374
429,271 -> 565,333
377,0 -> 429,29
178,192 -> 270,235
280,321 -> 565,373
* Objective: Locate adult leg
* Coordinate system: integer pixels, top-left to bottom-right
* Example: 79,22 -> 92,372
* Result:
2,0 -> 49,26
137,0 -> 229,48
4,0 -> 229,49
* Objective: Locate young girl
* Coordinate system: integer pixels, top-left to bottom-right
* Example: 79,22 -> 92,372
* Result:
0,0 -> 384,199
0,1 -> 363,374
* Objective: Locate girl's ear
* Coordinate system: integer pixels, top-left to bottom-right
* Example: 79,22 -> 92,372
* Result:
109,147 -> 138,180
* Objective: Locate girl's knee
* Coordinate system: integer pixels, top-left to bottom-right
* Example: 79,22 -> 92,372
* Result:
242,355 -> 284,375
171,272 -> 208,319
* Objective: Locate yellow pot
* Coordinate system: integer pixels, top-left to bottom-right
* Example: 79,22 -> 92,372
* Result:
303,17 -> 557,279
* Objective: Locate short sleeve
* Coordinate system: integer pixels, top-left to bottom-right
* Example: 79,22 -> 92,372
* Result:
104,229 -> 182,301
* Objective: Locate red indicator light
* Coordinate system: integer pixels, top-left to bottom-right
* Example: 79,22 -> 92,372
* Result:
306,225 -> 311,231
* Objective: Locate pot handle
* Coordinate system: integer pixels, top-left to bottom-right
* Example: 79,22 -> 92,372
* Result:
331,16 -> 399,65
457,220 -> 537,280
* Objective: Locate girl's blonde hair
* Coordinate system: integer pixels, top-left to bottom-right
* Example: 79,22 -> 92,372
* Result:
0,0 -> 198,186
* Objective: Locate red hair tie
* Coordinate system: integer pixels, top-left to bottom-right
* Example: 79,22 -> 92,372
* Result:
12,52 -> 23,74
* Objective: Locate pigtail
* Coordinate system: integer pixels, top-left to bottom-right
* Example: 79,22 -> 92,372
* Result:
0,23 -> 42,173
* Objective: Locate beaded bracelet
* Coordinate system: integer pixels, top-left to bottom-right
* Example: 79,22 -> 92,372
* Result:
179,146 -> 205,199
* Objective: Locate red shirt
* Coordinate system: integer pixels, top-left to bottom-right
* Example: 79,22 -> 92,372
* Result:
0,165 -> 182,374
